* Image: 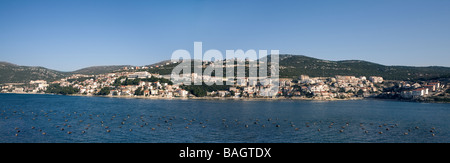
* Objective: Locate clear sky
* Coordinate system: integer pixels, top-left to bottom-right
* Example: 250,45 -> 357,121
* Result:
1,0 -> 449,71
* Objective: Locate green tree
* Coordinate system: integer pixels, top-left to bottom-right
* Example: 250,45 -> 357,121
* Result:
357,89 -> 364,96
134,87 -> 144,96
230,90 -> 235,96
45,84 -> 79,95
96,87 -> 111,95
181,82 -> 230,97
113,76 -> 126,86
191,87 -> 206,97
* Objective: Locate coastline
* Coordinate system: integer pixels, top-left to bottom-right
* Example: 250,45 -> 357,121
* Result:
1,92 -> 364,101
66,93 -> 366,101
2,92 -> 448,103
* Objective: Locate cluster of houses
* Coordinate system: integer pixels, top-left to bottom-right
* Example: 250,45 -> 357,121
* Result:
1,68 -> 447,100
281,75 -> 384,99
54,71 -> 190,98
400,82 -> 441,98
1,80 -> 48,94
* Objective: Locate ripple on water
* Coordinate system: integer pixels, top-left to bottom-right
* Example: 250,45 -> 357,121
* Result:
0,94 -> 448,143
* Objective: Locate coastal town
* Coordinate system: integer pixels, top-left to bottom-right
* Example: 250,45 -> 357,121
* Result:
1,62 -> 449,103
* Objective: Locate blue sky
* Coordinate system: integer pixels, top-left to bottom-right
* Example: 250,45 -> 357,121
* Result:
1,0 -> 449,71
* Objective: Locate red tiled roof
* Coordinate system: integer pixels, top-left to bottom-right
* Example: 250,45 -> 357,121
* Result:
412,88 -> 427,91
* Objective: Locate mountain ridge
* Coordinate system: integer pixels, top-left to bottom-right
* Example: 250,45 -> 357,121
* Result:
71,65 -> 133,75
0,62 -> 134,83
0,61 -> 67,84
1,54 -> 450,84
276,54 -> 450,80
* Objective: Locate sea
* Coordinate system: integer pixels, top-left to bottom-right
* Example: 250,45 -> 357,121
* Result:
0,93 -> 448,143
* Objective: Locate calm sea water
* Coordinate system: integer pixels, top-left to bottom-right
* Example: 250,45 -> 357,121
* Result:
0,93 -> 449,143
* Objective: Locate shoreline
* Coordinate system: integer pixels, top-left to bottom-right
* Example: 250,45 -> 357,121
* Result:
65,93 -> 365,101
1,92 -> 448,103
0,92 -> 369,102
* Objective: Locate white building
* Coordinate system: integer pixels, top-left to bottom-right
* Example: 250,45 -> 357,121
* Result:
412,88 -> 429,97
177,89 -> 188,97
30,80 -> 47,84
308,84 -> 329,93
369,76 -> 384,83
128,71 -> 152,79
37,83 -> 49,91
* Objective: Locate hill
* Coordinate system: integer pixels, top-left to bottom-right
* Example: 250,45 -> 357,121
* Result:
0,61 -> 68,84
1,54 -> 450,84
277,54 -> 450,80
144,60 -> 180,75
0,62 -> 130,84
72,65 -> 132,75
142,54 -> 450,81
